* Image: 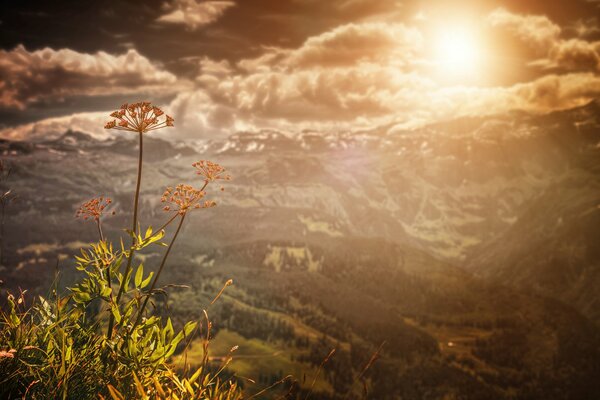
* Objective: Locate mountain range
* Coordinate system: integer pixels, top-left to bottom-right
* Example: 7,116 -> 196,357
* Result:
1,100 -> 599,399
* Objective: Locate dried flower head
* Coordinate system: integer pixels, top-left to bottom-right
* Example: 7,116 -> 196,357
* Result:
76,197 -> 114,222
192,160 -> 231,183
161,184 -> 216,215
104,102 -> 174,133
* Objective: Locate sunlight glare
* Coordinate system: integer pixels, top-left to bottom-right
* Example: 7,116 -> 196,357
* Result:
433,25 -> 481,79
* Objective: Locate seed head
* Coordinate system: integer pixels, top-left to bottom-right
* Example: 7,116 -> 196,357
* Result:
192,160 -> 231,183
104,101 -> 174,133
76,197 -> 114,222
161,184 -> 215,215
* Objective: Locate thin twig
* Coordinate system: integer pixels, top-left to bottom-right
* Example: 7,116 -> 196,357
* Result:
245,375 -> 293,400
305,348 -> 335,400
343,341 -> 385,399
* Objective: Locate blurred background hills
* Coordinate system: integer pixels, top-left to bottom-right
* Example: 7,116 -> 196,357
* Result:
1,100 -> 600,399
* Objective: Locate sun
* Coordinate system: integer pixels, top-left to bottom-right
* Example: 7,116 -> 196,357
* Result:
432,25 -> 482,80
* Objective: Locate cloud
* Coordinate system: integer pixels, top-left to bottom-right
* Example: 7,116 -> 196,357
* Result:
488,8 -> 600,72
9,71 -> 599,142
511,73 -> 600,110
435,73 -> 600,118
569,18 -> 600,38
164,20 -> 600,138
282,22 -> 422,69
544,39 -> 600,71
198,56 -> 233,76
4,16 -> 600,142
167,90 -> 243,138
0,45 -> 178,110
488,8 -> 561,47
0,111 -> 110,141
183,22 -> 429,132
157,0 -> 235,30
238,22 -> 422,72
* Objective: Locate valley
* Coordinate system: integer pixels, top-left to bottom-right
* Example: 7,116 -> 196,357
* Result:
1,101 -> 600,399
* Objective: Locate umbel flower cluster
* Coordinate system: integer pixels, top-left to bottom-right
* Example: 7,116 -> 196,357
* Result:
161,184 -> 217,215
104,102 -> 174,133
193,160 -> 231,183
75,197 -> 114,222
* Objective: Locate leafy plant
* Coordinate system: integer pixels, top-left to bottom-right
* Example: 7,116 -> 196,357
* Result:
0,102 -> 249,399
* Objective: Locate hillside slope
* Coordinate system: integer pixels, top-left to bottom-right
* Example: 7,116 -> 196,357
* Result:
1,102 -> 600,398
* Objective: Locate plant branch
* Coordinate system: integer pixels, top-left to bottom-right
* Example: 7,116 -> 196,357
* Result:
132,213 -> 186,330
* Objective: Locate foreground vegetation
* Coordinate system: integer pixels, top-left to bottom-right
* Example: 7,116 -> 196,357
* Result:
0,103 -> 247,399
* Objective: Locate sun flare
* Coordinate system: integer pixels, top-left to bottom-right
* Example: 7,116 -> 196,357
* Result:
432,25 -> 482,79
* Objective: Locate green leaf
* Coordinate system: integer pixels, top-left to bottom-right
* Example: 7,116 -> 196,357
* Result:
189,367 -> 203,385
135,263 -> 144,287
140,271 -> 153,289
164,318 -> 174,342
124,268 -> 133,292
183,321 -> 197,337
73,291 -> 92,303
111,304 -> 122,324
9,309 -> 20,326
164,343 -> 177,359
101,286 -> 112,299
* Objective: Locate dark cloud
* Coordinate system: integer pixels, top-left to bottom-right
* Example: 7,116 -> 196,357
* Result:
0,45 -> 179,110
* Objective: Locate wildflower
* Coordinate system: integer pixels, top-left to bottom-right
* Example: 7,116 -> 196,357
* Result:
76,197 -> 114,222
192,160 -> 231,183
104,102 -> 174,133
161,184 -> 215,215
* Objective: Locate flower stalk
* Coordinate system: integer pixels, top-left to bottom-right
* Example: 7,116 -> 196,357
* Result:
103,102 -> 174,340
108,131 -> 143,339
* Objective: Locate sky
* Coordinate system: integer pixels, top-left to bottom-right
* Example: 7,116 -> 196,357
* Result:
0,0 -> 599,140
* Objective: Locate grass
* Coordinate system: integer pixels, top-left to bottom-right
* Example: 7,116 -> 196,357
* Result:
186,329 -> 334,395
221,293 -> 346,348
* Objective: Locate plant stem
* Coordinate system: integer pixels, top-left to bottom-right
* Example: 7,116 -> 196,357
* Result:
96,220 -> 105,242
107,131 -> 144,339
97,219 -> 113,301
132,213 -> 186,330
